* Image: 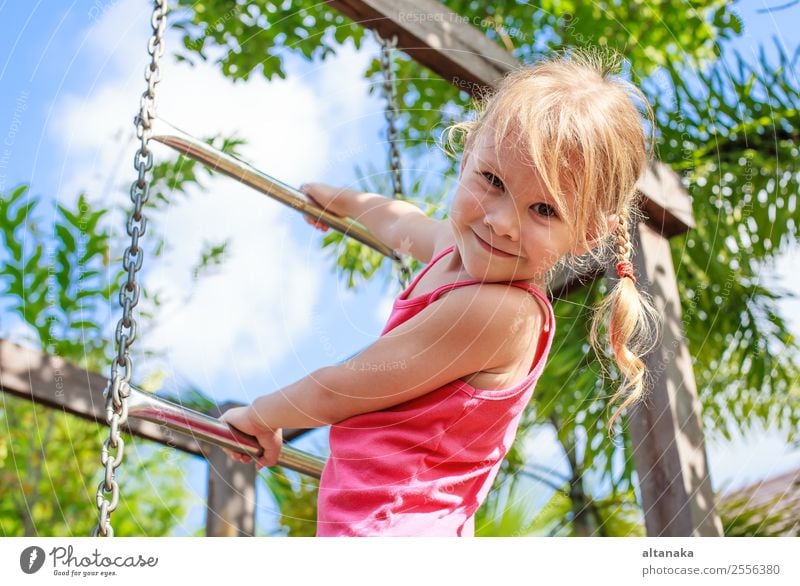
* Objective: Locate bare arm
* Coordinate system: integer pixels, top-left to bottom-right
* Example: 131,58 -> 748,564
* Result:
342,190 -> 440,260
245,284 -> 542,430
342,190 -> 444,263
302,183 -> 442,263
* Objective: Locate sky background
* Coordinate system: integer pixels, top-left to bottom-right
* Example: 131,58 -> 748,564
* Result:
1,0 -> 798,536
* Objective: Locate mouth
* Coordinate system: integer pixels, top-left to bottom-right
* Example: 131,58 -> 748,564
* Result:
472,230 -> 517,258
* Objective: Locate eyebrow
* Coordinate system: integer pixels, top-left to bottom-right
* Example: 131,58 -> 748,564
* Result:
475,155 -> 498,170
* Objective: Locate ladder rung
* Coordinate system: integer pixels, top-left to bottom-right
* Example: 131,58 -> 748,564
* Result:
149,117 -> 401,262
124,384 -> 326,479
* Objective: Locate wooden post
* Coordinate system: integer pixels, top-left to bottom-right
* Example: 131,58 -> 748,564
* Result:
204,402 -> 257,537
614,221 -> 723,536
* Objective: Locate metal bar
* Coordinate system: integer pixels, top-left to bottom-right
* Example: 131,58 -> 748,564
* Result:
149,117 -> 401,261
125,384 -> 326,479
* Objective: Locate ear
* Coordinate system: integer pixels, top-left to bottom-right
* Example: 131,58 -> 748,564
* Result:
572,213 -> 620,257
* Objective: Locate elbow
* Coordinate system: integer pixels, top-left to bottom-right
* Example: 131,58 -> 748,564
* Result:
311,366 -> 353,425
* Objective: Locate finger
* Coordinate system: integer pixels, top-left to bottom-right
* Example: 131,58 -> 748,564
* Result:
304,215 -> 325,228
224,449 -> 249,464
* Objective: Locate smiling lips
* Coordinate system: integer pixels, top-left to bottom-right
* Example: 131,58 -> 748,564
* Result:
473,230 -> 517,257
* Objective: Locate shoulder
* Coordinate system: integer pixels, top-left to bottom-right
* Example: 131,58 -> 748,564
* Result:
437,281 -> 545,322
428,283 -> 547,357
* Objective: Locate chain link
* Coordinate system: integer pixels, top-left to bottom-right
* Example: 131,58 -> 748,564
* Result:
375,32 -> 412,290
94,0 -> 167,538
377,32 -> 403,200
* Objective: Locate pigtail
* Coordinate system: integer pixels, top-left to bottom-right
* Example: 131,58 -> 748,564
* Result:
590,207 -> 661,437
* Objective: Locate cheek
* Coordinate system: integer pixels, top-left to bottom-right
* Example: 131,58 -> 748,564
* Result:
452,184 -> 487,222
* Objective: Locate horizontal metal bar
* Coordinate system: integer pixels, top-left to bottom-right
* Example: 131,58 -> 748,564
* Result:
149,117 -> 401,261
125,384 -> 326,479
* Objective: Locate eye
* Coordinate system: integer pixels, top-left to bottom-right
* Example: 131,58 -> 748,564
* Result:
480,171 -> 504,190
531,202 -> 557,217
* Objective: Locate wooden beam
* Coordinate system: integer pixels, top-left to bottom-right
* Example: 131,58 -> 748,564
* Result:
0,339 -> 309,456
327,0 -> 694,241
639,161 -> 695,238
613,222 -> 722,536
328,0 -> 516,92
0,339 -> 206,456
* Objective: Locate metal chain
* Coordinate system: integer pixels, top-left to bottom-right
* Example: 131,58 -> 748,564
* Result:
375,31 -> 412,289
377,32 -> 403,200
93,0 -> 167,538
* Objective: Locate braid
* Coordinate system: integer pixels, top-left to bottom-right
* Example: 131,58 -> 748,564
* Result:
590,210 -> 660,437
615,209 -> 633,267
614,209 -> 636,282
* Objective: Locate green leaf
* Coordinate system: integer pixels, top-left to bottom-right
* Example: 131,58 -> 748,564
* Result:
55,224 -> 76,252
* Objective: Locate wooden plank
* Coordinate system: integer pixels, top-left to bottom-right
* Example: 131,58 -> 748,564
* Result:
0,339 -> 206,456
639,161 -> 695,238
613,222 -> 722,536
328,0 -> 516,92
0,339 -> 309,456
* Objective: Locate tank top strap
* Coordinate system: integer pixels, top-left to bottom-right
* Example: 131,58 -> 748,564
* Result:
398,245 -> 456,301
429,279 -> 555,379
428,279 -> 483,303
510,282 -> 555,334
411,244 -> 556,336
510,283 -> 556,374
429,273 -> 554,327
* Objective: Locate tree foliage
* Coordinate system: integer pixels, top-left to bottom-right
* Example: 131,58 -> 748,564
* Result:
0,185 -> 187,536
0,131 -> 247,535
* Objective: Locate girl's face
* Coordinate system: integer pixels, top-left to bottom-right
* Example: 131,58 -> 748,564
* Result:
449,128 -> 602,289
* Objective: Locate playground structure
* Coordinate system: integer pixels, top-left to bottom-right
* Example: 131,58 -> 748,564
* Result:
0,0 -> 723,537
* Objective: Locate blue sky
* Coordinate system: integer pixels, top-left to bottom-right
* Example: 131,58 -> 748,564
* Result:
1,0 -> 798,536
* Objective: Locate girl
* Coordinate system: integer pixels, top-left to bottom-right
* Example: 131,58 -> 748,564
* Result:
220,49 -> 659,537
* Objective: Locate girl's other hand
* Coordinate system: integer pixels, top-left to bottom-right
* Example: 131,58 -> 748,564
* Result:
298,182 -> 355,231
218,406 -> 283,470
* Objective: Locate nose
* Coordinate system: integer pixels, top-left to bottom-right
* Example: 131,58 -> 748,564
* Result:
483,201 -> 520,242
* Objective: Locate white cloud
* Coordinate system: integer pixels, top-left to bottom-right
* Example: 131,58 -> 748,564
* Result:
374,292 -> 395,327
707,423 -> 800,494
45,0 -> 382,393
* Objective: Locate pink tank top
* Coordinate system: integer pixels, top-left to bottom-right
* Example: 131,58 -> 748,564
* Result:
316,245 -> 556,536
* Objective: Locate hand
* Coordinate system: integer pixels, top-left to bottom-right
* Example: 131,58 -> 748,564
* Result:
218,406 -> 283,470
298,182 -> 355,231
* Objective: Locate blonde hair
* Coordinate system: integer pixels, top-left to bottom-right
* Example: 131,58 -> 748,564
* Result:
441,48 -> 660,435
